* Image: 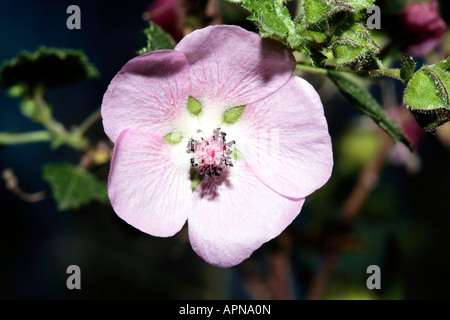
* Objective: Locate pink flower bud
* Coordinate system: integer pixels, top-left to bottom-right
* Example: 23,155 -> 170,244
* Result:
400,1 -> 447,56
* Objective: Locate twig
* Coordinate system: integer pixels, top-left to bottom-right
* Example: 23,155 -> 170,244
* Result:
267,233 -> 295,300
2,168 -> 47,202
306,135 -> 393,300
342,136 -> 393,222
77,108 -> 102,136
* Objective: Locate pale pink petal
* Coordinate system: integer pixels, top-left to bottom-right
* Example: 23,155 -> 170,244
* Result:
108,128 -> 191,237
174,25 -> 295,107
232,76 -> 333,199
189,163 -> 305,268
101,50 -> 190,142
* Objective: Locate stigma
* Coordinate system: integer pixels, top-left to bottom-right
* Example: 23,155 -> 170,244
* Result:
186,128 -> 235,177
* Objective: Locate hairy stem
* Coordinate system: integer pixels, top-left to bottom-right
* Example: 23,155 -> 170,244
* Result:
296,63 -> 403,82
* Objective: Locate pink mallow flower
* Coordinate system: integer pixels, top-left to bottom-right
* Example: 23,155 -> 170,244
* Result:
101,25 -> 333,268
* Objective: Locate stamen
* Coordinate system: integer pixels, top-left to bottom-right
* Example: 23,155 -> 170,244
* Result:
186,127 -> 235,177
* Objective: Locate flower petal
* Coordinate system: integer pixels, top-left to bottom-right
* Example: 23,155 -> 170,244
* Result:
189,162 -> 304,268
101,50 -> 190,142
108,128 -> 191,237
232,76 -> 333,199
175,25 -> 295,107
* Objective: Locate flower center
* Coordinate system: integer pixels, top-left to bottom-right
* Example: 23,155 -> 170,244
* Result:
186,128 -> 235,177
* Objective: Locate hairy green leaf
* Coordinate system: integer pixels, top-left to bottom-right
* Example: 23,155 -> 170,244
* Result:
43,163 -> 109,211
0,47 -> 98,95
239,0 -> 304,49
332,23 -> 379,69
137,22 -> 176,55
403,58 -> 450,131
329,71 -> 412,150
346,0 -> 376,11
303,0 -> 333,25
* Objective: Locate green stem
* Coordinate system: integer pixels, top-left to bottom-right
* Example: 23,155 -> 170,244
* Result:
77,108 -> 102,136
0,131 -> 51,145
32,89 -> 89,150
295,64 -> 329,75
296,63 -> 403,82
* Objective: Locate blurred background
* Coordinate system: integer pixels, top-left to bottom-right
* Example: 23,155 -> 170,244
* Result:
1,0 -> 450,299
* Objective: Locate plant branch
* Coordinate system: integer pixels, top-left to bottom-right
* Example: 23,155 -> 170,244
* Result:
2,168 -> 47,202
296,63 -> 403,82
77,108 -> 102,136
0,130 -> 51,145
306,135 -> 393,300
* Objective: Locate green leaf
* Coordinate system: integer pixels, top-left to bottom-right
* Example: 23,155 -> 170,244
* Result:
223,105 -> 245,124
230,0 -> 380,69
187,96 -> 202,116
43,163 -> 109,211
137,22 -> 176,55
0,47 -> 99,95
303,0 -> 375,26
329,71 -> 413,150
332,23 -> 379,69
346,0 -> 375,11
239,0 -> 304,49
403,58 -> 450,132
303,0 -> 333,25
400,55 -> 416,84
163,132 -> 184,145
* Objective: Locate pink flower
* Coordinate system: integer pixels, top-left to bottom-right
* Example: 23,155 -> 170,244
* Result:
101,25 -> 333,267
400,1 -> 447,56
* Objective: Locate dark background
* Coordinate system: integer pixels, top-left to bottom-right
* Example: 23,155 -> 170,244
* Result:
1,0 -> 450,299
